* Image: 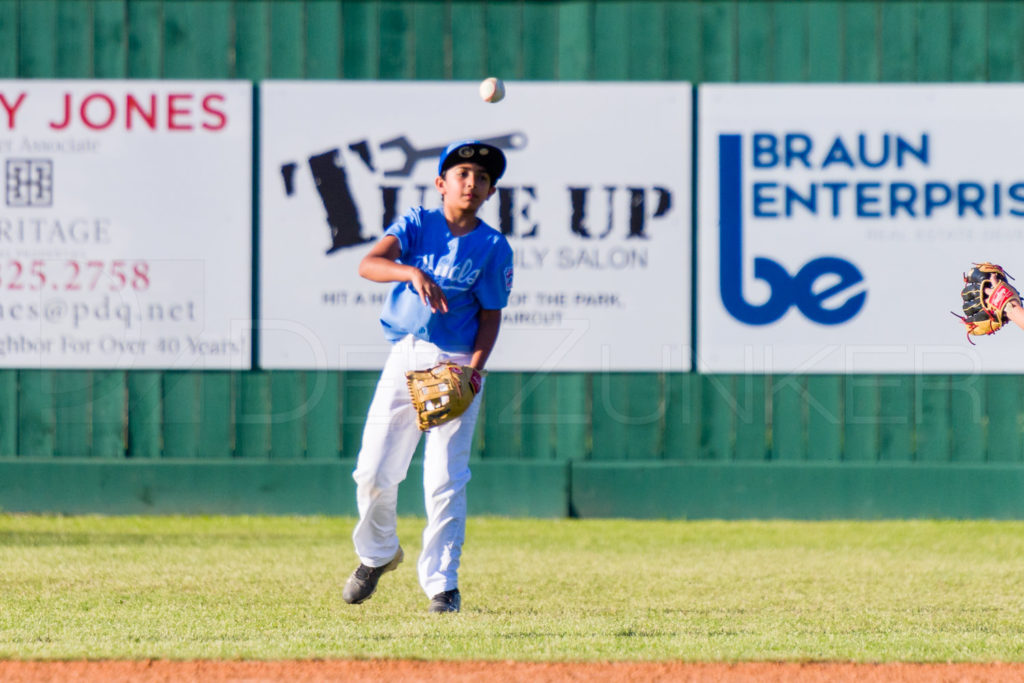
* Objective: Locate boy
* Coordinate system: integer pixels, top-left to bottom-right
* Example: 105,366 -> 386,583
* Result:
342,140 -> 513,613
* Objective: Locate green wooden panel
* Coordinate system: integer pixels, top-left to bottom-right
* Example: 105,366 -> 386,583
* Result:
304,371 -> 341,460
269,0 -> 304,78
843,375 -> 878,461
557,1 -> 592,80
56,0 -> 92,77
988,1 -> 1024,81
700,0 -> 736,82
625,372 -> 665,459
18,371 -> 56,457
0,370 -> 16,455
0,0 -> 17,77
737,0 -> 772,82
663,373 -> 699,460
54,371 -> 92,458
985,375 -> 1022,463
572,461 -> 1024,520
806,376 -> 841,461
471,393 -> 486,460
880,0 -> 917,82
306,0 -> 342,79
91,371 -> 125,459
413,2 -> 446,79
665,0 -> 699,81
771,375 -> 805,461
94,0 -> 127,78
481,373 -> 521,459
127,0 -> 162,78
127,371 -> 161,458
554,373 -> 588,461
589,373 -> 665,460
877,375 -> 913,462
236,373 -> 271,458
193,0 -> 233,78
161,373 -> 199,458
0,459 -> 569,517
629,1 -> 666,80
163,0 -> 232,78
483,1 -> 521,78
270,370 -> 304,458
593,2 -> 628,81
917,1 -> 952,81
19,0 -> 57,77
341,0 -> 380,79
522,1 -> 557,80
951,0 -> 988,81
378,1 -> 413,79
450,2 -> 485,81
340,370 -> 378,458
915,375 -> 951,463
234,0 -> 269,79
806,1 -> 841,82
733,375 -> 767,461
590,374 -> 628,460
950,374 -> 985,463
772,1 -> 807,81
700,374 -> 734,460
198,373 -> 232,459
520,373 -> 557,460
841,1 -> 879,82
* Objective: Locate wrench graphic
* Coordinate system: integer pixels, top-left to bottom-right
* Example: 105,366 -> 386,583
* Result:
379,132 -> 528,177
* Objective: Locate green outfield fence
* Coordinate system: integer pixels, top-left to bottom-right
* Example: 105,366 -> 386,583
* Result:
2,0 -> 1023,519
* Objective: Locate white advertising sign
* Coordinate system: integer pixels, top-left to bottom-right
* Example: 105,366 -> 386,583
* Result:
699,84 -> 1024,373
260,81 -> 691,371
0,80 -> 252,369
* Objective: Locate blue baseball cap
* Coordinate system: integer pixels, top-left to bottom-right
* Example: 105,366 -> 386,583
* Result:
438,140 -> 506,182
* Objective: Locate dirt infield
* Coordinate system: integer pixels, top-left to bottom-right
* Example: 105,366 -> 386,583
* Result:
3,660 -> 1024,682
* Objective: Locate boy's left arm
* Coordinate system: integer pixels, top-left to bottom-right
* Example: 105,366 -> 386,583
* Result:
469,309 -> 502,370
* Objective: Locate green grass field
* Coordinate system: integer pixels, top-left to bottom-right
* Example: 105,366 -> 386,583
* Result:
2,515 -> 1024,662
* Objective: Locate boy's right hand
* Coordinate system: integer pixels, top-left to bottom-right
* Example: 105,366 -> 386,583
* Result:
410,268 -> 449,313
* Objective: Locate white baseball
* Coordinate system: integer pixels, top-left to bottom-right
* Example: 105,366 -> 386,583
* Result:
479,77 -> 505,103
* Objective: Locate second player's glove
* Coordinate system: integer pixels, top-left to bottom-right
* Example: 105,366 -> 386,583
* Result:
956,262 -> 1020,340
406,362 -> 484,431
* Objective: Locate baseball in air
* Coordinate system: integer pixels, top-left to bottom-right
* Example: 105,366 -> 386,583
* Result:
479,77 -> 505,103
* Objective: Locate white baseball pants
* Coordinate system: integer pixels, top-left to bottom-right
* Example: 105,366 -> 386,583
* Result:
351,334 -> 483,598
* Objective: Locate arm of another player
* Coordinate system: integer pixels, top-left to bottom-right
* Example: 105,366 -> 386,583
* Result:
468,309 -> 501,371
357,235 -> 448,313
1004,300 -> 1024,331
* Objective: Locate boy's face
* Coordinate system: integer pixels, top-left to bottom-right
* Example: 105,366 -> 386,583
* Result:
436,162 -> 496,213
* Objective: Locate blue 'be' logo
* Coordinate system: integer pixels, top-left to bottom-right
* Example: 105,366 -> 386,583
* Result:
718,134 -> 866,325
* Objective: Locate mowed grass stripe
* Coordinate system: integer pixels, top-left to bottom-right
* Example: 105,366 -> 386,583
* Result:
1,516 -> 1023,661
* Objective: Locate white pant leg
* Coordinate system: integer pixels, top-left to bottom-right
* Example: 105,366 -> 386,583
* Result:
351,336 -> 425,567
418,357 -> 484,597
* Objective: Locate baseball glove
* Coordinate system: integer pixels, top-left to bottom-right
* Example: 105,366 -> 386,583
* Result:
955,262 -> 1021,341
406,362 -> 484,431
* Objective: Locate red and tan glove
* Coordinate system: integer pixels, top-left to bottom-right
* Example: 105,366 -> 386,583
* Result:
956,262 -> 1020,341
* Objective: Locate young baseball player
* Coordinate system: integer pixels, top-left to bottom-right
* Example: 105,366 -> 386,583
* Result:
342,140 -> 513,614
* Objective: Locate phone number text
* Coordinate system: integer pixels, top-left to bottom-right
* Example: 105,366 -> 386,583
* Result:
0,259 -> 151,291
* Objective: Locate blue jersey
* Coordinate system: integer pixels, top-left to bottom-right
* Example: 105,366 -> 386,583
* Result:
378,207 -> 514,351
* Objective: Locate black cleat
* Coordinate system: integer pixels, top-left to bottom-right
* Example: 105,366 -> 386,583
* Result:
428,588 -> 461,613
342,547 -> 404,605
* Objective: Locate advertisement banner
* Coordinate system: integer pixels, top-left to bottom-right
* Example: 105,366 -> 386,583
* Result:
260,81 -> 691,371
0,80 -> 252,369
699,84 -> 1024,373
